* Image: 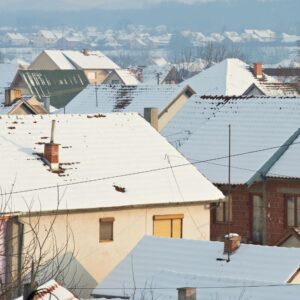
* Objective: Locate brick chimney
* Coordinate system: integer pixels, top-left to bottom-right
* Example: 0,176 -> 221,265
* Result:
253,63 -> 263,79
5,88 -> 22,106
44,120 -> 59,171
82,48 -> 89,56
144,107 -> 158,131
178,288 -> 196,300
224,233 -> 241,254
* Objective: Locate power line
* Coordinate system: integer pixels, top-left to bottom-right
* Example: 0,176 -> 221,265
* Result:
0,138 -> 299,197
69,283 -> 300,290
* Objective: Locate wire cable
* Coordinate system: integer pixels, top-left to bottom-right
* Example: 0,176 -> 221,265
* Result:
0,138 -> 299,196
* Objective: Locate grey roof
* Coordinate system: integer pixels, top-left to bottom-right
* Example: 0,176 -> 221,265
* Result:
62,84 -> 190,115
93,236 -> 300,300
18,70 -> 89,109
162,96 -> 300,184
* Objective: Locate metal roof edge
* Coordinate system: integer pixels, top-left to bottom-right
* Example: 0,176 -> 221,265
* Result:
247,128 -> 300,186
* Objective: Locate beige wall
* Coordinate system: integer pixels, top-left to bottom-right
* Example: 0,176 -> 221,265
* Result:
158,92 -> 190,131
84,69 -> 109,84
291,269 -> 300,284
280,236 -> 300,248
29,52 -> 60,70
20,203 -> 210,297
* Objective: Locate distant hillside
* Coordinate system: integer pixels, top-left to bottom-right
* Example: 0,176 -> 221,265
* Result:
0,0 -> 299,34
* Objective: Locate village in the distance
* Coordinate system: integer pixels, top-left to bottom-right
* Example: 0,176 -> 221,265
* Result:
0,1 -> 300,300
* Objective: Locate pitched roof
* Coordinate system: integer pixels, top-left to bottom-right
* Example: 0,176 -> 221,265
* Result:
44,50 -> 76,70
104,69 -> 140,85
0,113 -> 223,213
62,84 -> 192,115
93,236 -> 300,300
15,69 -> 89,108
0,63 -> 18,97
32,50 -> 120,70
162,96 -> 300,184
62,50 -> 120,70
183,58 -> 299,96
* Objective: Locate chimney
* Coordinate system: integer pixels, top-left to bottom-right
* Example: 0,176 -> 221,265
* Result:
224,233 -> 241,254
82,48 -> 89,56
253,63 -> 263,79
42,96 -> 50,113
144,107 -> 158,131
44,120 -> 59,171
5,88 -> 22,106
178,288 -> 196,300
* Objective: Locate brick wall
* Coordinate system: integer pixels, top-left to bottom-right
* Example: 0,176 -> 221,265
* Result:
210,179 -> 300,245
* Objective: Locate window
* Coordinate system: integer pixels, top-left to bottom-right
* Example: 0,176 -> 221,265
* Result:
112,80 -> 120,84
153,214 -> 183,238
286,196 -> 300,227
99,218 -> 114,242
215,196 -> 232,223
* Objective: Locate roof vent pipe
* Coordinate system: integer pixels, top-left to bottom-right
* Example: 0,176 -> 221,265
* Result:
44,120 -> 59,171
42,96 -> 50,113
178,288 -> 196,300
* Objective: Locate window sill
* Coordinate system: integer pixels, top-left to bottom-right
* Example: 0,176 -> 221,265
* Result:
99,240 -> 114,243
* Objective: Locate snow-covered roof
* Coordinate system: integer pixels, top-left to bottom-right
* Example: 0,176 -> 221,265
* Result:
61,84 -> 190,115
142,64 -> 172,84
44,50 -> 76,70
15,279 -> 77,300
183,58 -> 299,97
39,30 -> 57,40
93,236 -> 300,300
62,50 -> 120,70
110,69 -> 140,85
0,113 -> 223,213
6,32 -> 28,41
162,96 -> 300,184
33,50 -> 120,71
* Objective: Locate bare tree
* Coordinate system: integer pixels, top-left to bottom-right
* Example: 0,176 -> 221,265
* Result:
0,187 -> 78,300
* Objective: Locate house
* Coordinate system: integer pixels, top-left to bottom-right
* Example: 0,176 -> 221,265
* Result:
35,30 -> 59,46
102,69 -> 140,86
161,95 -> 300,245
29,50 -> 120,84
0,64 -> 49,115
59,84 -> 195,131
142,64 -> 183,85
184,58 -> 299,96
1,95 -> 49,115
15,279 -> 78,300
4,33 -> 29,46
93,235 -> 300,300
0,113 -> 224,298
10,69 -> 89,108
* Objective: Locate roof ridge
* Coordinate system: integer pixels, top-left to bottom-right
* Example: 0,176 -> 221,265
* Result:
247,128 -> 300,185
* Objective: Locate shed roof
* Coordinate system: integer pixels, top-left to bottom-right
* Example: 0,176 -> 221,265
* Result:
94,236 -> 300,300
0,113 -> 223,213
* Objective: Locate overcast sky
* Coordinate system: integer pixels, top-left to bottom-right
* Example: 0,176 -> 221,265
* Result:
0,0 -> 282,11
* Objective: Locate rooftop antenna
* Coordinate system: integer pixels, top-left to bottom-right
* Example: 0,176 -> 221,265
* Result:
216,124 -> 232,263
227,124 -> 232,263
